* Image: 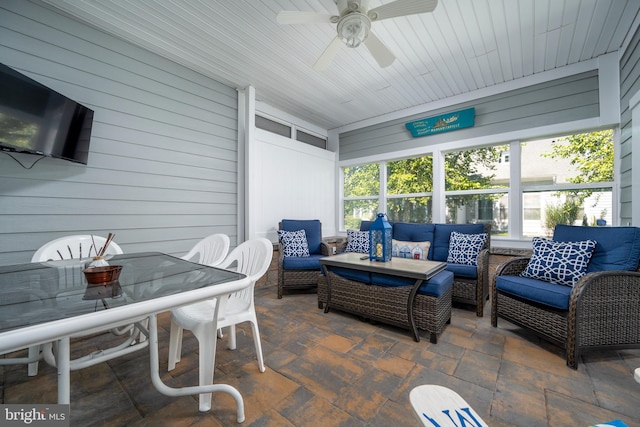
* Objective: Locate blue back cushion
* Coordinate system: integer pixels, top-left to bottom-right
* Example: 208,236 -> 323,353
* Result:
392,222 -> 435,243
360,220 -> 396,231
281,219 -> 322,254
432,224 -> 485,262
553,225 -> 640,272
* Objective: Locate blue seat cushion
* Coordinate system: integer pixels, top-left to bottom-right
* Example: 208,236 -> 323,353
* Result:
370,272 -> 414,287
433,224 -> 485,262
282,254 -> 323,270
331,267 -> 371,283
553,225 -> 640,272
496,275 -> 572,310
418,270 -> 454,297
446,263 -> 478,279
370,270 -> 453,297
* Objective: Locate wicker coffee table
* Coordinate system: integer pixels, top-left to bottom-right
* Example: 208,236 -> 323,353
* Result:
319,253 -> 447,342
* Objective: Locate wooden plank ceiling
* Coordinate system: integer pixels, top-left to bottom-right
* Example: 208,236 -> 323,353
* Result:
41,0 -> 640,130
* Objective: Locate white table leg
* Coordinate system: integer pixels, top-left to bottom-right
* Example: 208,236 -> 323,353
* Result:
57,337 -> 71,404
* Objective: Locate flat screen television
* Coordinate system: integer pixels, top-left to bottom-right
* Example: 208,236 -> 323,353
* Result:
0,62 -> 93,165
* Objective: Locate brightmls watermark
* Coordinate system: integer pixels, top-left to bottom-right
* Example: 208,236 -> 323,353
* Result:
1,405 -> 69,426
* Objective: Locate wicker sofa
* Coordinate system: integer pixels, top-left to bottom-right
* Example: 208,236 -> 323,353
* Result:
320,221 -> 492,316
491,225 -> 640,369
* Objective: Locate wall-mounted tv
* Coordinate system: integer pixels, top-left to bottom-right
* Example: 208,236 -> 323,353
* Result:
0,62 -> 93,165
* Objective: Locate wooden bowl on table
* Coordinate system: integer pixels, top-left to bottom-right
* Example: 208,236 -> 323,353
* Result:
83,265 -> 122,285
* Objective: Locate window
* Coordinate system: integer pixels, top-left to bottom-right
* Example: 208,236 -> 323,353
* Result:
296,130 -> 327,149
521,131 -> 614,237
340,130 -> 614,239
255,115 -> 291,138
444,145 -> 509,233
343,163 -> 379,230
386,156 -> 433,223
256,115 -> 328,149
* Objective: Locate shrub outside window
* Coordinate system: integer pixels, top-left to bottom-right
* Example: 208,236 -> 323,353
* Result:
521,131 -> 613,237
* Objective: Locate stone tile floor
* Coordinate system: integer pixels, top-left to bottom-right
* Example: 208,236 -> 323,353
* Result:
2,286 -> 640,426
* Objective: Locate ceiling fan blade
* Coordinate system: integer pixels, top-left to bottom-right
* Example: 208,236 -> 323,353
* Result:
364,32 -> 396,68
368,0 -> 438,21
276,11 -> 333,25
313,37 -> 342,71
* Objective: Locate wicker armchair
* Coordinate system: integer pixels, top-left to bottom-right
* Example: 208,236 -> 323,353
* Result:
491,225 -> 640,369
277,219 -> 331,298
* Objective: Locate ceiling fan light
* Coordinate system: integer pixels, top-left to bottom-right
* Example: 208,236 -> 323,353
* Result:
337,13 -> 370,48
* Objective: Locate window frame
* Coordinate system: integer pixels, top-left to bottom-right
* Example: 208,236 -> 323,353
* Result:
339,131 -> 617,243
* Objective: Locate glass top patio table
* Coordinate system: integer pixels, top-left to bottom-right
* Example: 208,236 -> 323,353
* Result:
0,252 -> 245,343
0,252 -> 250,420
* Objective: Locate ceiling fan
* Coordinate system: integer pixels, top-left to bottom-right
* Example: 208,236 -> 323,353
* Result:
277,0 -> 438,70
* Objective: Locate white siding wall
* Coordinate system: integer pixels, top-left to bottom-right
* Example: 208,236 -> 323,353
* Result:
253,129 -> 337,242
0,0 -> 239,264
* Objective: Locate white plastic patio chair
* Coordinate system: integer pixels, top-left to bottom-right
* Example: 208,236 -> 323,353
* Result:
180,233 -> 230,267
167,238 -> 272,411
31,234 -> 123,262
0,235 -> 124,376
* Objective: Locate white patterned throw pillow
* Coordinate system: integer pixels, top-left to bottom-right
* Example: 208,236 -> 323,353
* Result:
345,230 -> 370,253
277,229 -> 310,257
521,237 -> 597,286
446,231 -> 488,266
391,240 -> 430,260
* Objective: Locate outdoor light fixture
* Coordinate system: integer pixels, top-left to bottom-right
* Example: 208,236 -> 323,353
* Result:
337,13 -> 370,48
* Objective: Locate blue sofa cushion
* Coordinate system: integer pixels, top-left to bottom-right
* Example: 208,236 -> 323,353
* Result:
331,266 -> 371,283
370,270 -> 454,297
418,270 -> 454,297
496,275 -> 572,310
392,222 -> 435,243
433,224 -> 485,262
282,254 -> 323,270
345,229 -> 370,253
553,225 -> 640,272
446,231 -> 488,266
281,219 -> 322,254
370,272 -> 414,287
446,263 -> 478,279
521,237 -> 596,287
277,229 -> 310,257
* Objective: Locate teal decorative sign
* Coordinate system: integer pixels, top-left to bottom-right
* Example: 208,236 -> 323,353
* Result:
405,108 -> 475,138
